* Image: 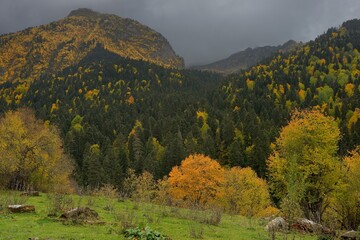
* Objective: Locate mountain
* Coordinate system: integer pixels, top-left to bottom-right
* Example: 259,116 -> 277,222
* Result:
8,45 -> 221,182
193,40 -> 300,74
1,17 -> 360,187
0,8 -> 184,83
221,19 -> 360,157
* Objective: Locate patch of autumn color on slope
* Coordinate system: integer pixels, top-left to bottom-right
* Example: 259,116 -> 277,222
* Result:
0,8 -> 184,83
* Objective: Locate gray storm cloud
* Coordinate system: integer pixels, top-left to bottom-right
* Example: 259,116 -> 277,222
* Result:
0,0 -> 359,66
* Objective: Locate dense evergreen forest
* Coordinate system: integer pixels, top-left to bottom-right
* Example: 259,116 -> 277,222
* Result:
1,19 -> 360,192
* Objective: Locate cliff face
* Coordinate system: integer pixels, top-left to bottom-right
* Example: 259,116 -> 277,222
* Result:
0,8 -> 184,83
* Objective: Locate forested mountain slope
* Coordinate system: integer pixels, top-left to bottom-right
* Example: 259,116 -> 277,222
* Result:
222,19 -> 360,156
0,8 -> 183,83
1,18 -> 360,190
0,45 -> 222,187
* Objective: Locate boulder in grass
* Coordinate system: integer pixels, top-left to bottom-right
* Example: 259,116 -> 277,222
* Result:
291,218 -> 332,235
60,207 -> 99,222
265,217 -> 289,232
8,205 -> 35,213
340,231 -> 359,240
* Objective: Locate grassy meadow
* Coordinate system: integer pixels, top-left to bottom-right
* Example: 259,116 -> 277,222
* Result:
0,191 -> 317,240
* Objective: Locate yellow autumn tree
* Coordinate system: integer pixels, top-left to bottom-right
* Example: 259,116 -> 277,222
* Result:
267,109 -> 340,223
168,154 -> 224,208
0,109 -> 73,192
221,167 -> 275,217
325,147 -> 360,230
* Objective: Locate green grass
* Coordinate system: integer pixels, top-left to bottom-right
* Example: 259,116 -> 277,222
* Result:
0,191 -> 317,240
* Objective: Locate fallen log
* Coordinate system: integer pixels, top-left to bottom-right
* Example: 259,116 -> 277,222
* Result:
8,205 -> 35,213
60,207 -> 99,222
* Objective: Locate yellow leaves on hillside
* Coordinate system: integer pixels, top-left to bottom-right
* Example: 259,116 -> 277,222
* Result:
222,167 -> 273,217
127,95 -> 135,104
85,89 -> 99,100
319,58 -> 326,65
196,111 -> 210,139
303,45 -> 311,55
344,148 -> 360,190
168,154 -> 274,216
0,109 -> 73,192
277,109 -> 339,157
278,84 -> 285,94
298,89 -> 306,102
196,111 -> 208,122
50,103 -> 58,113
151,137 -> 165,162
331,32 -> 338,39
0,82 -> 30,105
306,65 -> 315,76
0,12 -> 183,83
325,147 -> 360,229
169,154 -> 224,207
344,83 -> 355,97
128,120 -> 143,138
246,79 -> 255,90
347,108 -> 360,130
268,109 -> 340,221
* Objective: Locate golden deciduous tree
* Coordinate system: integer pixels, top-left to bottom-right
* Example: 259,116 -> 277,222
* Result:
168,154 -> 224,208
326,147 -> 360,229
222,167 -> 273,217
267,109 -> 340,222
0,109 -> 73,192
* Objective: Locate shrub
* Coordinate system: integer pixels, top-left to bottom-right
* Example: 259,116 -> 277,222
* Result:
123,226 -> 170,240
46,193 -> 74,217
92,184 -> 118,211
123,170 -> 156,203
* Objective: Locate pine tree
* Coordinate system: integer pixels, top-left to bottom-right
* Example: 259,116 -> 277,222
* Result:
82,144 -> 105,189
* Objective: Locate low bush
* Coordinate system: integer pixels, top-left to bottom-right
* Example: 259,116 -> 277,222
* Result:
46,193 -> 74,217
123,226 -> 170,240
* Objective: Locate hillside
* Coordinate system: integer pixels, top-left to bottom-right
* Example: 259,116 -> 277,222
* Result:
221,19 -> 360,156
1,17 -> 360,191
0,191 -> 317,240
194,40 -> 300,74
0,8 -> 184,83
0,45 -> 222,185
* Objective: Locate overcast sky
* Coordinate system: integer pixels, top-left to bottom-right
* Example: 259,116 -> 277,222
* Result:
1,0 -> 360,66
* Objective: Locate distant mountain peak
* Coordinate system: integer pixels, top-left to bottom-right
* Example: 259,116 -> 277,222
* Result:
193,40 -> 301,74
0,8 -> 184,83
282,40 -> 297,47
68,8 -> 100,17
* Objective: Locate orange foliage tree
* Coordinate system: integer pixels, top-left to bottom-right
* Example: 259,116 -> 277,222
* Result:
168,154 -> 224,208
